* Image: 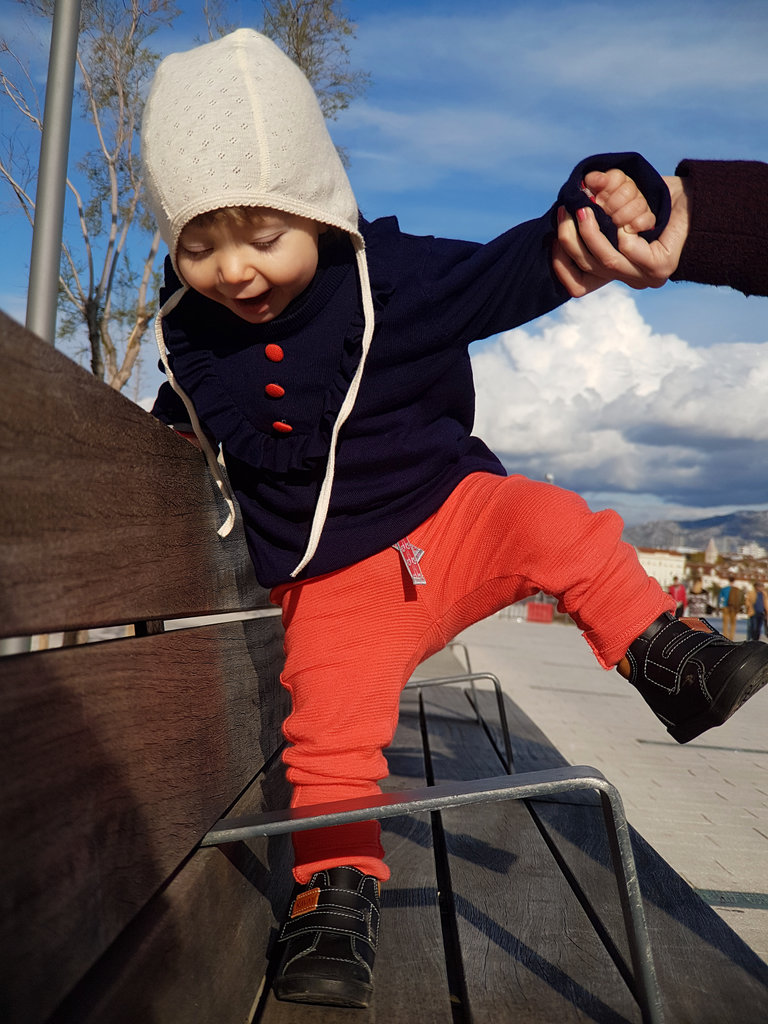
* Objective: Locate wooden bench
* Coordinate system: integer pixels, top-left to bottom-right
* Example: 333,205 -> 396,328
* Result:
3,310 -> 768,1023
211,650 -> 768,1024
1,311 -> 292,1023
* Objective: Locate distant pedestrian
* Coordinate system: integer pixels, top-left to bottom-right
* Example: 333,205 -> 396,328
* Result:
687,578 -> 708,618
746,582 -> 766,641
668,576 -> 687,618
720,577 -> 743,641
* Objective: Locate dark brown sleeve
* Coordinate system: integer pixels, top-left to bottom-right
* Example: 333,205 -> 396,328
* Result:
671,159 -> 768,297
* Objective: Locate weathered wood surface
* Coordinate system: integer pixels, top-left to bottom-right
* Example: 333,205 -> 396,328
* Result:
47,758 -> 293,1024
375,689 -> 455,1020
422,684 -> 641,1023
11,635 -> 766,1023
0,310 -> 268,638
473,687 -> 768,1024
257,687 -> 454,1023
220,674 -> 768,1023
1,618 -> 288,1024
5,303 -> 764,1023
0,310 -> 291,1023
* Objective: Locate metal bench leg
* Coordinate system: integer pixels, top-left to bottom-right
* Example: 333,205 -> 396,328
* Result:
596,780 -> 663,1024
405,672 -> 514,771
202,765 -> 664,1024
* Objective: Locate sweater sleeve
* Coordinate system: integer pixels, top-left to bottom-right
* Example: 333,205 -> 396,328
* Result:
414,152 -> 671,344
150,379 -> 194,430
671,159 -> 768,297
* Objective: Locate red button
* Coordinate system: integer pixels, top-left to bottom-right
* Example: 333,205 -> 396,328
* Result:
272,421 -> 293,434
265,344 -> 284,362
265,383 -> 285,398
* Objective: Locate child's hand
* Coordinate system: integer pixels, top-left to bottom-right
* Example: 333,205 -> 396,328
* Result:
175,428 -> 203,449
552,172 -> 691,296
606,175 -> 692,284
582,168 -> 657,236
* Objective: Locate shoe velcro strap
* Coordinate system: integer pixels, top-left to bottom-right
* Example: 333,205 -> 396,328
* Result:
289,884 -> 379,918
651,626 -> 723,660
279,888 -> 378,946
279,905 -> 376,946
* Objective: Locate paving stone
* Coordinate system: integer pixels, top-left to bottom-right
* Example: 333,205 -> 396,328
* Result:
457,614 -> 768,964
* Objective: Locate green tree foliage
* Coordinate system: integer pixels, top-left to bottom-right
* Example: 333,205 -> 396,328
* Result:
262,1 -> 369,121
0,0 -> 367,393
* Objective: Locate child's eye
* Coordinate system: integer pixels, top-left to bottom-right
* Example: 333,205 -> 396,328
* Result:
180,246 -> 211,260
252,234 -> 283,251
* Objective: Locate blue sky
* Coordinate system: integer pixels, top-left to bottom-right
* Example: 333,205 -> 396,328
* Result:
1,0 -> 767,524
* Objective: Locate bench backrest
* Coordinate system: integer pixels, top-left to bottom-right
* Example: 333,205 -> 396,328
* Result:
0,312 -> 289,1023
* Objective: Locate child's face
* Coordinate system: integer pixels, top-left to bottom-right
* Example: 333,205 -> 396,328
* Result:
177,209 -> 322,323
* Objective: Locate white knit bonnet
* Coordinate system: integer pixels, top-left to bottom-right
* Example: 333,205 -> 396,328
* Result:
141,29 -> 375,578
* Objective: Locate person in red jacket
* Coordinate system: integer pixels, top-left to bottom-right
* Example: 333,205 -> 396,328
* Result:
668,576 -> 688,618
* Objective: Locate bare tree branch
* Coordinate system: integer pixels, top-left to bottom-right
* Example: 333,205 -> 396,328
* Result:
0,0 -> 368,393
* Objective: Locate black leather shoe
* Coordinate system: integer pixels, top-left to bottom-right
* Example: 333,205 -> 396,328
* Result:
625,612 -> 768,743
273,865 -> 380,1008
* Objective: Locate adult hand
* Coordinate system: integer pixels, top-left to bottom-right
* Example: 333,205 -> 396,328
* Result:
552,175 -> 692,296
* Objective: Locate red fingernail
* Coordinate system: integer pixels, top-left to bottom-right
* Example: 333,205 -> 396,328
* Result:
577,206 -> 588,223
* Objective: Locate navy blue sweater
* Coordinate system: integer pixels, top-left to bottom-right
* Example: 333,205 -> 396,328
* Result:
153,155 -> 668,587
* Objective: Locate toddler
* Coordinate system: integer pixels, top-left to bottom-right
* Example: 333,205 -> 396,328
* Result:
141,29 -> 768,1009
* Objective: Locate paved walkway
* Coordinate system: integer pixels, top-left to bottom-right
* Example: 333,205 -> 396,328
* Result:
455,612 -> 768,964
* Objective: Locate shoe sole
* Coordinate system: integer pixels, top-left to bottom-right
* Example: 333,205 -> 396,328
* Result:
274,974 -> 372,1008
668,646 -> 768,743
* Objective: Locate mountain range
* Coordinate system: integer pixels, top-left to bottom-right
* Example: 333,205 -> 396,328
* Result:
623,510 -> 768,554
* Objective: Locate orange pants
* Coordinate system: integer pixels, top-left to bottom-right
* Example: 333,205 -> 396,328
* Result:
271,473 -> 674,882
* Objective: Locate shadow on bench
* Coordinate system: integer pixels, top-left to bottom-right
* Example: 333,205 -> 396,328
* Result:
3,313 -> 767,1023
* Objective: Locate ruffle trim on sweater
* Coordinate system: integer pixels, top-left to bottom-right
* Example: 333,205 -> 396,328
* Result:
160,234 -> 395,476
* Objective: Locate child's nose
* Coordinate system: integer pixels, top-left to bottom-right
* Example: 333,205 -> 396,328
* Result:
218,246 -> 261,285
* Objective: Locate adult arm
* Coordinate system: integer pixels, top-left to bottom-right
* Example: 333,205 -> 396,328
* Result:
670,159 -> 768,297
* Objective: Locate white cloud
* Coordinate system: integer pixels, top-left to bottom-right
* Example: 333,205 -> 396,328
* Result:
471,285 -> 768,507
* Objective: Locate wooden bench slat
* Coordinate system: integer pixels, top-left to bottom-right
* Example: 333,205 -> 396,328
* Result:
530,799 -> 768,1024
46,760 -> 293,1024
472,687 -> 768,1024
1,618 -> 288,1024
420,685 -> 641,1022
0,311 -> 269,638
258,687 -> 455,1023
374,689 -> 456,1021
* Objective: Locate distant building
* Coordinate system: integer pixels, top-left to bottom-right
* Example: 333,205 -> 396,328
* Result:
739,541 -> 767,558
635,547 -> 687,588
704,538 -> 719,564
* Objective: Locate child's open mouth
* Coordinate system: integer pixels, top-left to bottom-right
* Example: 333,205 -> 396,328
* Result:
236,289 -> 272,310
